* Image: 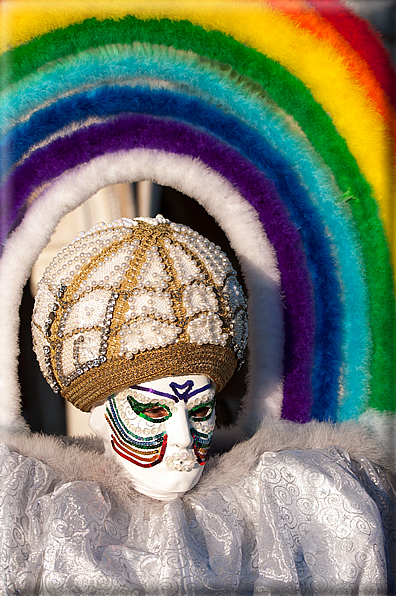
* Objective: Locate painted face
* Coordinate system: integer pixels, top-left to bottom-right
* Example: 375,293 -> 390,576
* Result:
89,375 -> 216,501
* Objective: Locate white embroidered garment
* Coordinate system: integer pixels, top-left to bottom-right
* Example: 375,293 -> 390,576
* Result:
1,439 -> 395,595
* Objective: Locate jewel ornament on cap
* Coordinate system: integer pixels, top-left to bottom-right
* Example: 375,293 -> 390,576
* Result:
32,215 -> 248,410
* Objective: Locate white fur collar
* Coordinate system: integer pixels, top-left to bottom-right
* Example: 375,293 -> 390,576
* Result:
1,419 -> 393,513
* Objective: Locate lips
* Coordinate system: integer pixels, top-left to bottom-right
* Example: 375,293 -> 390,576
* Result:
164,450 -> 197,472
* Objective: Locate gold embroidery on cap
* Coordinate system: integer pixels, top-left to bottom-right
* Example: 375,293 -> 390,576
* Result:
32,217 -> 248,410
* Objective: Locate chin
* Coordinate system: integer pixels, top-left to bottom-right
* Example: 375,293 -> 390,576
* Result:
157,466 -> 203,493
118,456 -> 204,496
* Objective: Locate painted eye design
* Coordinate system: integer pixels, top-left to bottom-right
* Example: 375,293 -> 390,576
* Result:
189,399 -> 216,422
143,405 -> 170,419
127,395 -> 172,423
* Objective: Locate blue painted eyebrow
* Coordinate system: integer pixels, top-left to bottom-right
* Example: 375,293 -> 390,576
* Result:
130,381 -> 213,403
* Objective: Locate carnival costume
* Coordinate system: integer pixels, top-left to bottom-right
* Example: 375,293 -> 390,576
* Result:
0,0 -> 395,594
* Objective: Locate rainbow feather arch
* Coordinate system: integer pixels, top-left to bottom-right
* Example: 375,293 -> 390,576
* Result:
0,0 -> 394,435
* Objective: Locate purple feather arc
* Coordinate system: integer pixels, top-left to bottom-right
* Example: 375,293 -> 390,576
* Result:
1,113 -> 315,422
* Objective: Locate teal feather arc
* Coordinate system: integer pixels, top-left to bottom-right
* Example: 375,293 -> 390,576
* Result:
0,44 -> 371,419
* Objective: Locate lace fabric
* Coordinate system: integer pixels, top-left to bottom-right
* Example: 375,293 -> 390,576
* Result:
0,443 -> 394,595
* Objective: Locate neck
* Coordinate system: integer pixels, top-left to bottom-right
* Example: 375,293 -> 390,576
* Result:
127,476 -> 185,502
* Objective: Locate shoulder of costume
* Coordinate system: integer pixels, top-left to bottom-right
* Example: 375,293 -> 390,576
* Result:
195,418 -> 395,496
1,418 -> 392,507
0,430 -> 153,512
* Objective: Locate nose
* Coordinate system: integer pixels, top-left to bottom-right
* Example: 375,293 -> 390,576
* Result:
166,404 -> 193,449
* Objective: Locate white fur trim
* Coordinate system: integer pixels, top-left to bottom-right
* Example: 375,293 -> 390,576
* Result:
0,418 -> 392,515
0,149 -> 283,429
358,408 -> 396,465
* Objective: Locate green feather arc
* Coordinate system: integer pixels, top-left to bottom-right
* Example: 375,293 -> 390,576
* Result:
0,15 -> 394,418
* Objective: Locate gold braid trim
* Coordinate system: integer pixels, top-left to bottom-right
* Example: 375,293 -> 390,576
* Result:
106,224 -> 163,358
63,343 -> 237,412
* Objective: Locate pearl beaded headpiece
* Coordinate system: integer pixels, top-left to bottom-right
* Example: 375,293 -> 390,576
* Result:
31,215 -> 248,411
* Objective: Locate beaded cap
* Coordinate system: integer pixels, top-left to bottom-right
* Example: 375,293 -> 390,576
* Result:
31,215 -> 248,411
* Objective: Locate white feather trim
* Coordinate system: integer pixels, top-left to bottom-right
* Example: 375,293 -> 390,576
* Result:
0,149 -> 283,430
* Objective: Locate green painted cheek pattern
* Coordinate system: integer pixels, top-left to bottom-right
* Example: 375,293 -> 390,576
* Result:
107,389 -> 216,469
105,394 -> 168,468
189,398 -> 216,465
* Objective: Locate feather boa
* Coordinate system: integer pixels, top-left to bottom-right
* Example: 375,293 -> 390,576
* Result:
1,20 -> 393,413
0,149 -> 284,431
0,4 -> 394,426
0,4 -> 391,235
308,0 -> 395,105
0,44 -> 372,418
3,85 -> 348,421
265,0 -> 391,120
2,112 -> 326,422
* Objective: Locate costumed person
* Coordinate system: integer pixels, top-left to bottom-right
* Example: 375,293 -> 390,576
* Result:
1,216 -> 395,595
1,0 -> 396,593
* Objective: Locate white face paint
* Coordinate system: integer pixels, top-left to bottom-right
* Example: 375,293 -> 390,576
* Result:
89,375 -> 216,501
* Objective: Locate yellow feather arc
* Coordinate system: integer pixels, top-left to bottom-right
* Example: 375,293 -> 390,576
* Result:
1,0 -> 394,249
